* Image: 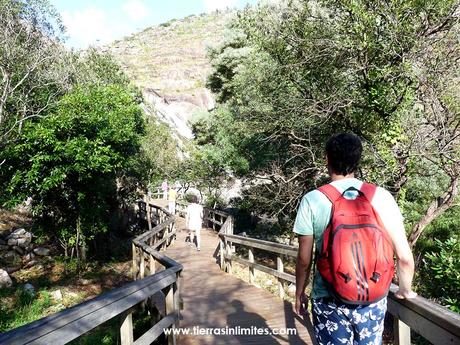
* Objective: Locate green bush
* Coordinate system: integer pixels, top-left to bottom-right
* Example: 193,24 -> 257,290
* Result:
0,85 -> 146,258
418,237 -> 460,313
204,194 -> 225,209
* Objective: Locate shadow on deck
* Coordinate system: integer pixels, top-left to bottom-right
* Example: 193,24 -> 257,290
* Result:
156,199 -> 314,344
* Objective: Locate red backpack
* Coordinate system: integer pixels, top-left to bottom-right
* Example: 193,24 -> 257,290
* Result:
316,183 -> 395,304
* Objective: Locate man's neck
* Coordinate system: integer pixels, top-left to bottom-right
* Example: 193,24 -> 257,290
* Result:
330,172 -> 355,182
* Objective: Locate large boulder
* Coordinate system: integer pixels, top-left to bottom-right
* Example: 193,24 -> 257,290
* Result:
33,247 -> 50,256
6,229 -> 32,248
6,228 -> 26,239
7,238 -> 18,246
12,246 -> 25,255
2,251 -> 21,264
17,236 -> 32,248
0,269 -> 13,288
23,252 -> 36,262
23,283 -> 35,297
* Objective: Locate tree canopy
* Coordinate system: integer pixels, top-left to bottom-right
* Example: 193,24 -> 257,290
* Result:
202,0 -> 459,243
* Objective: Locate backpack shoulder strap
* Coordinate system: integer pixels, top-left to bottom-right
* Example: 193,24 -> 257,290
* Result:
317,184 -> 342,203
360,182 -> 377,202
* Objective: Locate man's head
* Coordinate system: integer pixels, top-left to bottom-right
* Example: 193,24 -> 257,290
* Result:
325,133 -> 362,176
190,194 -> 198,204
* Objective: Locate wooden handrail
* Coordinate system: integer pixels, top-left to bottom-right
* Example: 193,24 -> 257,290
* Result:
0,202 -> 182,345
0,269 -> 179,345
388,284 -> 460,344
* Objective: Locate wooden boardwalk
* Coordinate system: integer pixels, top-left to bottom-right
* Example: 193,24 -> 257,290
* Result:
155,200 -> 314,345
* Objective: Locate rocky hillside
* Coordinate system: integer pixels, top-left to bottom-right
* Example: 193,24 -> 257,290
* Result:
104,11 -> 232,140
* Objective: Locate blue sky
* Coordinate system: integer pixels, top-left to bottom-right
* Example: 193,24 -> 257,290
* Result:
50,0 -> 258,49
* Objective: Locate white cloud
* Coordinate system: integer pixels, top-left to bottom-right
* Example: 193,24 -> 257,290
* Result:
62,8 -> 120,48
122,0 -> 151,22
203,0 -> 237,12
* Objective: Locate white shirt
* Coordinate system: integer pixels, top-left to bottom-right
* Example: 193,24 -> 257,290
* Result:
186,203 -> 203,231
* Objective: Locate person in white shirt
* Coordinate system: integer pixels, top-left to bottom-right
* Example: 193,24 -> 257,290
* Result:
186,195 -> 203,251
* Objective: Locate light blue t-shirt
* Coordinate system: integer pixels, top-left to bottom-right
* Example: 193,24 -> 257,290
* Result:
293,178 -> 364,299
293,177 -> 403,299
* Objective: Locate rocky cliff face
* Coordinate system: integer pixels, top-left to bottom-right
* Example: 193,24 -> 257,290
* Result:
104,12 -> 230,139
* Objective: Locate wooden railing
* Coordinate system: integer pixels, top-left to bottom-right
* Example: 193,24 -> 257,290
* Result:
211,208 -> 460,345
149,187 -> 164,199
0,202 -> 182,345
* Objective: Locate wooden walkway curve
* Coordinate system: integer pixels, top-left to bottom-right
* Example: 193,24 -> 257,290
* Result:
154,200 -> 314,345
1,199 -> 459,345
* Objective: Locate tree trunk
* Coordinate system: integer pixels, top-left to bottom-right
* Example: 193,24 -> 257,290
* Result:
408,176 -> 459,248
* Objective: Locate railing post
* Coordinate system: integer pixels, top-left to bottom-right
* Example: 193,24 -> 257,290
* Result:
219,236 -> 225,270
149,254 -> 155,275
165,285 -> 177,345
145,198 -> 152,232
277,255 -> 284,299
140,251 -> 145,279
248,247 -> 255,284
174,273 -> 181,323
394,316 -> 411,345
132,243 -> 138,280
226,239 -> 232,274
120,311 -> 134,345
229,216 -> 234,235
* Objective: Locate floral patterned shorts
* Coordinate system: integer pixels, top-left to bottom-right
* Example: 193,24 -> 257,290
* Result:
312,297 -> 387,345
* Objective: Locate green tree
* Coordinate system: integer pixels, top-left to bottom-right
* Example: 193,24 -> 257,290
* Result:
204,0 -> 459,240
0,85 -> 145,259
0,0 -> 68,148
141,119 -> 180,186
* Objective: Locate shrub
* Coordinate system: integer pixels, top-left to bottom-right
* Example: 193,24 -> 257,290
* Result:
418,237 -> 460,313
0,85 -> 146,259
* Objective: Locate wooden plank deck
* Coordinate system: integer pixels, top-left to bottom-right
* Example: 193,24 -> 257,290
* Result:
155,200 -> 314,345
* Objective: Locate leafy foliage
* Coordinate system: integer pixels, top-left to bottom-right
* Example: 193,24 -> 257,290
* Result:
0,85 -> 145,255
202,0 -> 460,307
141,119 -> 180,186
204,0 -> 460,231
418,237 -> 460,312
0,0 -> 68,147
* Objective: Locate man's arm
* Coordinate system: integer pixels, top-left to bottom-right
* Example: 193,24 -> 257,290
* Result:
295,235 -> 314,314
392,230 -> 417,299
377,189 -> 417,299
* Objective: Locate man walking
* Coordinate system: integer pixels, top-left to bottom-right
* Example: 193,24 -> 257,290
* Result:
294,133 -> 416,345
168,186 -> 177,215
186,195 -> 203,251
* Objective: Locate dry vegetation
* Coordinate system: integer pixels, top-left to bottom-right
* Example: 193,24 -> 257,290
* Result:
105,12 -> 231,97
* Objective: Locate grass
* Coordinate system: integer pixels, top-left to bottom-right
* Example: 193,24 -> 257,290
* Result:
0,256 -> 132,334
0,288 -> 53,331
0,206 -> 148,344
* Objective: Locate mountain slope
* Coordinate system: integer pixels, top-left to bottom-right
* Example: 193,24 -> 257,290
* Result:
104,12 -> 232,139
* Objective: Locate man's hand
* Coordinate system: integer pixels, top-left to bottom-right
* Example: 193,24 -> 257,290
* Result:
394,289 -> 417,299
294,292 -> 308,315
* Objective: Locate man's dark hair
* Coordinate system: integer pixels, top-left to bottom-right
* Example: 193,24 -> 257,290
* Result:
325,133 -> 362,176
